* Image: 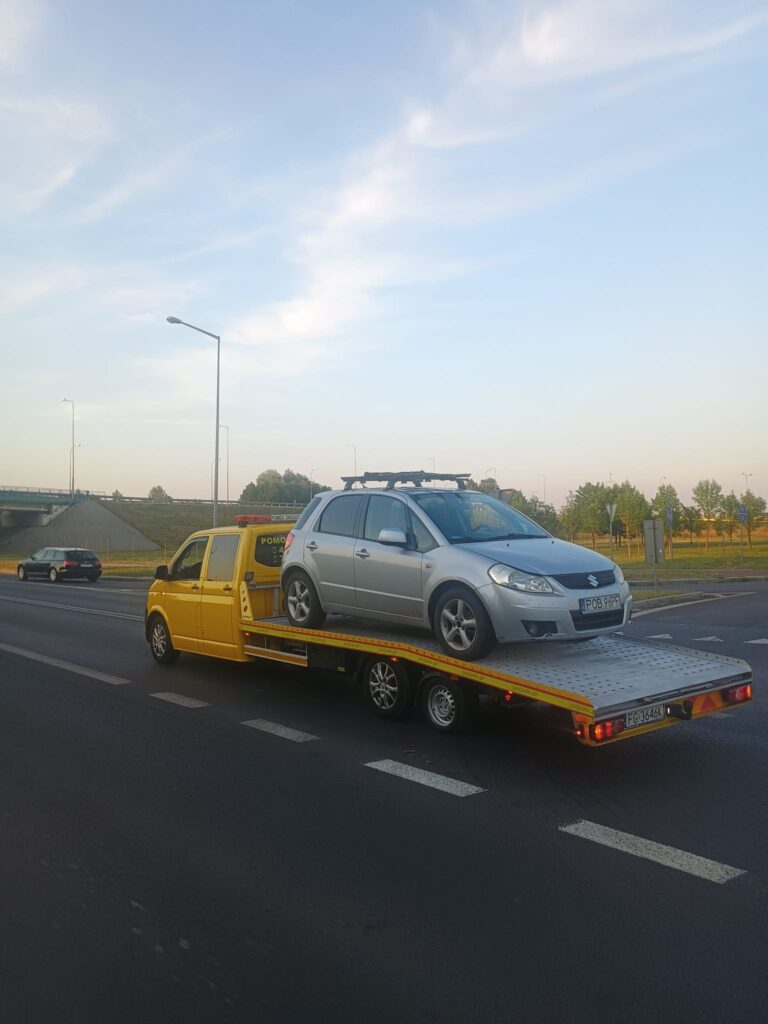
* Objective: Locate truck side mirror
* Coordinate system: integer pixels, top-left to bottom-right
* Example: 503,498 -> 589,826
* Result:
154,565 -> 169,581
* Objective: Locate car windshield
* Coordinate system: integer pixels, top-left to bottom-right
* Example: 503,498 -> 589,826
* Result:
410,490 -> 548,543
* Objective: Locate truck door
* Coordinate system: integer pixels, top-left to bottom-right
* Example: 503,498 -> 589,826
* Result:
354,495 -> 423,620
200,533 -> 241,655
165,536 -> 208,651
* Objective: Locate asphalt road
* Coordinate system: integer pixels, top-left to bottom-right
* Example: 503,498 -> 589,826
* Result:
1,574 -> 766,1023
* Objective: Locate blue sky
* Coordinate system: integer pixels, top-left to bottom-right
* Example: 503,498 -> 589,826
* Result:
1,0 -> 766,507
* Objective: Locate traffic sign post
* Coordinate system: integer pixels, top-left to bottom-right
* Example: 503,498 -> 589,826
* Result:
738,504 -> 747,565
665,506 -> 674,560
606,502 -> 617,561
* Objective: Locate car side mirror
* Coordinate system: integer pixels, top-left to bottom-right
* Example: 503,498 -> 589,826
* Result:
377,528 -> 408,546
154,565 -> 169,581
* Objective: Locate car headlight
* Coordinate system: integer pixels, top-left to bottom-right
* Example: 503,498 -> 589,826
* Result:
613,563 -> 625,584
488,563 -> 555,594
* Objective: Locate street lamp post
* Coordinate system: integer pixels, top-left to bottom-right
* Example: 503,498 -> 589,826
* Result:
167,316 -> 221,526
62,398 -> 75,494
309,467 -> 317,499
220,424 -> 230,503
741,472 -> 752,493
537,473 -> 546,503
347,444 -> 357,477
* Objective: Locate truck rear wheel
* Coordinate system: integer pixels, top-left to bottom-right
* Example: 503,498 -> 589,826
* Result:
363,657 -> 413,720
283,572 -> 326,628
422,674 -> 477,733
148,614 -> 180,664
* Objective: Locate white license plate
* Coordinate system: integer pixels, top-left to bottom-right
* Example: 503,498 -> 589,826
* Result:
81,563 -> 92,567
579,592 -> 621,614
625,704 -> 665,729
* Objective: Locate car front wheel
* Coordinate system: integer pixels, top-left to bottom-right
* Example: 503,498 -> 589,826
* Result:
283,572 -> 326,628
433,586 -> 495,661
48,568 -> 59,583
17,566 -> 27,581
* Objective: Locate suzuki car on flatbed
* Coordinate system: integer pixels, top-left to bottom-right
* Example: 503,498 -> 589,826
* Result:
144,515 -> 753,745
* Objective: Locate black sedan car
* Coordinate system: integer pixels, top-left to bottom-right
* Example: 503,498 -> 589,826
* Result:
17,547 -> 102,582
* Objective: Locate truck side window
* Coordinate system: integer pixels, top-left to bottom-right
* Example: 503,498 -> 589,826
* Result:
206,535 -> 241,581
317,494 -> 364,537
173,537 -> 209,580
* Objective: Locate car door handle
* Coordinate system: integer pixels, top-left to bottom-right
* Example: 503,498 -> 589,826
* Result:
356,549 -> 371,559
306,541 -> 318,551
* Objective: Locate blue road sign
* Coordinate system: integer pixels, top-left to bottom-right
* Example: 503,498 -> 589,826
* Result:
665,506 -> 674,527
738,504 -> 748,524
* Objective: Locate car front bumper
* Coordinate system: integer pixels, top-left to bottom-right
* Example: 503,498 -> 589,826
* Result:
478,581 -> 633,642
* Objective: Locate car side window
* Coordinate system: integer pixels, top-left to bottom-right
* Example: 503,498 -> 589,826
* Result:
206,535 -> 241,581
317,495 -> 364,537
363,496 -> 408,541
172,537 -> 209,580
410,514 -> 437,553
33,549 -> 47,560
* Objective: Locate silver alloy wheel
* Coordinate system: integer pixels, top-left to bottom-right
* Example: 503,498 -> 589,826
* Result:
48,567 -> 58,582
286,578 -> 312,623
368,661 -> 398,711
439,598 -> 478,651
151,621 -> 167,658
427,683 -> 457,728
17,566 -> 25,580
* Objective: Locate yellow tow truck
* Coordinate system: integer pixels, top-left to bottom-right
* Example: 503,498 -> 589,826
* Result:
145,518 -> 753,745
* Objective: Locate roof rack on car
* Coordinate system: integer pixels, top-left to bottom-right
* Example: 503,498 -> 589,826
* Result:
341,471 -> 471,490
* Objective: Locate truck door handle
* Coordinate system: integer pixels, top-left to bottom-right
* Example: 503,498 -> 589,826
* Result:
223,585 -> 232,592
191,584 -> 200,591
356,549 -> 371,559
306,541 -> 318,551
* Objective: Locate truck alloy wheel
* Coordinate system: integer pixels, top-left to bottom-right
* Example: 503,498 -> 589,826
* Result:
363,657 -> 413,720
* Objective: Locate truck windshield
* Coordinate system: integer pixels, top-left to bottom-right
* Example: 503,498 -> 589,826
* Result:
411,491 -> 548,544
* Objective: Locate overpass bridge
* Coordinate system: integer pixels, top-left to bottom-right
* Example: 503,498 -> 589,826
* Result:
0,487 -> 76,528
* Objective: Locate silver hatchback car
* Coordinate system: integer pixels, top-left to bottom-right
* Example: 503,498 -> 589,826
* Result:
280,473 -> 631,661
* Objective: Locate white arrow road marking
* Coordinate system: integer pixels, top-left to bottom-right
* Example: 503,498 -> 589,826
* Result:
692,636 -> 722,642
648,633 -> 673,639
745,638 -> 768,645
365,759 -> 484,797
0,641 -> 131,684
560,820 -> 746,884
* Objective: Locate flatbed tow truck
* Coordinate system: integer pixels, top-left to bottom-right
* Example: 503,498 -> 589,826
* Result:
145,518 -> 753,746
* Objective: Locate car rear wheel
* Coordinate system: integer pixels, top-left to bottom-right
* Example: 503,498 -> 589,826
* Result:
363,656 -> 413,720
86,575 -> 99,583
283,572 -> 326,628
17,566 -> 27,581
148,615 -> 179,664
48,567 -> 59,583
433,586 -> 495,661
422,674 -> 477,733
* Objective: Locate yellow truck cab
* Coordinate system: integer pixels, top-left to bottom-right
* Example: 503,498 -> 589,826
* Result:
145,518 -> 294,664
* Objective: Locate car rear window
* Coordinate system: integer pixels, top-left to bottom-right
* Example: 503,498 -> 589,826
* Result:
293,496 -> 321,531
67,550 -> 99,560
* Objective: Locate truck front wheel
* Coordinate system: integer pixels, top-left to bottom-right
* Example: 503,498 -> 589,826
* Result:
148,615 -> 180,664
363,656 -> 413,720
422,674 -> 477,733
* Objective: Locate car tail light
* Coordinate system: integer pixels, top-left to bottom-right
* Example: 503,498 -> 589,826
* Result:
63,560 -> 78,567
723,683 -> 752,704
284,532 -> 295,552
589,718 -> 626,742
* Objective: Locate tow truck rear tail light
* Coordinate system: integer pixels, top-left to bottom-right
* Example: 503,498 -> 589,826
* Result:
284,531 -> 295,552
589,717 -> 626,742
723,683 -> 752,704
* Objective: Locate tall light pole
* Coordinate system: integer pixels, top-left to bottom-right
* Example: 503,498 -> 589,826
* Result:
741,472 -> 752,494
309,467 -> 317,499
167,316 -> 221,526
347,443 -> 357,477
62,399 -> 75,494
220,424 -> 230,502
537,473 -> 546,503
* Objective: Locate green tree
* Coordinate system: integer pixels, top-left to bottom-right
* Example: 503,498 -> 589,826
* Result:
479,477 -> 499,494
111,489 -> 124,501
740,490 -> 766,548
240,481 -> 259,503
716,493 -> 740,547
679,505 -> 702,545
148,485 -> 172,503
692,479 -> 723,552
562,482 -> 610,549
500,488 -> 560,535
652,483 -> 682,556
615,481 -> 650,556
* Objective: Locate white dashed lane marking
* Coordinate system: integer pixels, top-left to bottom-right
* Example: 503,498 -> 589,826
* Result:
151,692 -> 209,708
0,641 -> 131,685
560,820 -> 746,885
241,719 -> 319,742
0,594 -> 143,621
365,759 -> 484,797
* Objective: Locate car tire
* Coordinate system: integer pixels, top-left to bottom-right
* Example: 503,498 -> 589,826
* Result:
362,656 -> 413,720
283,572 -> 326,628
48,567 -> 59,583
86,576 -> 99,583
433,586 -> 495,661
17,566 -> 27,581
148,615 -> 180,664
422,674 -> 478,733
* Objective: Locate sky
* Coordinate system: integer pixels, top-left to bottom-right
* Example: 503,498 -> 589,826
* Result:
1,0 -> 766,509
